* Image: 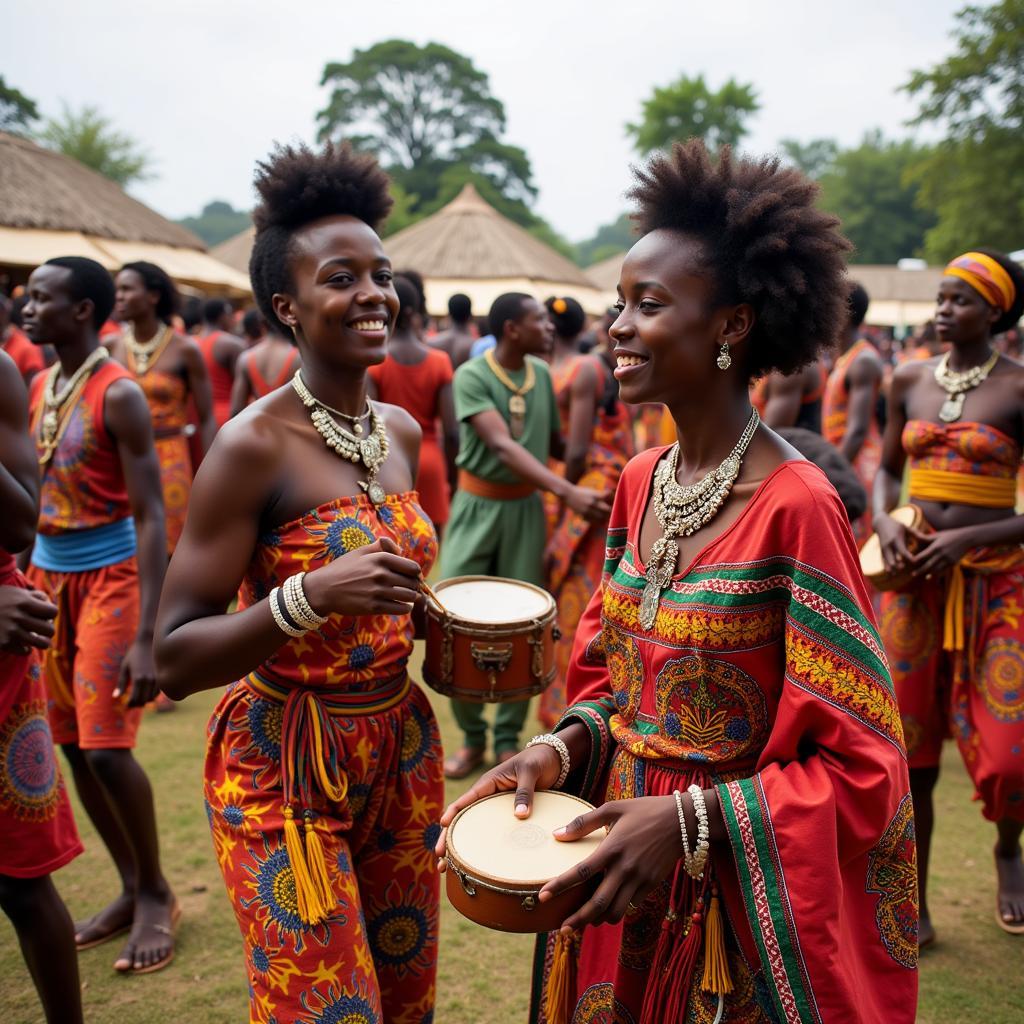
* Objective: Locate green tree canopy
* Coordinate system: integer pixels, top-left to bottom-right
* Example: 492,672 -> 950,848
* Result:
38,104 -> 152,188
176,200 -> 252,247
575,213 -> 635,267
817,130 -> 936,264
903,0 -> 1024,262
0,76 -> 39,134
317,40 -> 535,208
627,74 -> 759,155
778,137 -> 839,180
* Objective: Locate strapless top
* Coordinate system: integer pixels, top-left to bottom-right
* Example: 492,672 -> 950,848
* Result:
903,420 -> 1020,480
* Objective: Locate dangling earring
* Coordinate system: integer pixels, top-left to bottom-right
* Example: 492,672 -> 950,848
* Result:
716,342 -> 732,370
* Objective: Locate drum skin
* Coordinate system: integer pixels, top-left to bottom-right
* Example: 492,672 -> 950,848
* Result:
445,792 -> 605,933
423,575 -> 559,703
860,505 -> 931,591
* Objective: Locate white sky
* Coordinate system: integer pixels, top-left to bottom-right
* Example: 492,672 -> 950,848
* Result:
6,0 -> 965,243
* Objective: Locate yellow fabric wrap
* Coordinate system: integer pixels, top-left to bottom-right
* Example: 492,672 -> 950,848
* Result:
945,252 -> 1016,311
908,468 -> 1016,509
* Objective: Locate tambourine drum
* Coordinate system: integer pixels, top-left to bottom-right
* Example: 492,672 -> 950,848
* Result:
445,791 -> 606,933
860,505 -> 931,591
423,576 -> 559,702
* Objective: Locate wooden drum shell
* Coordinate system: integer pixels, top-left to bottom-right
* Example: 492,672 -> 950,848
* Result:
860,505 -> 931,591
423,575 -> 559,703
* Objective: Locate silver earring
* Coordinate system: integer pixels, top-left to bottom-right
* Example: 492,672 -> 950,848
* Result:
716,343 -> 732,370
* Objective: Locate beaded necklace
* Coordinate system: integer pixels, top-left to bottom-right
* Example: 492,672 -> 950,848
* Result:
37,348 -> 108,467
485,349 -> 535,439
934,348 -> 999,423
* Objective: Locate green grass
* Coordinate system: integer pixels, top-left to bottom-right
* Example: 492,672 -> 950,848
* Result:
1,644 -> 1020,1023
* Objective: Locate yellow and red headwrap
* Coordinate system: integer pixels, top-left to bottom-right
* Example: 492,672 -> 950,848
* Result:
944,252 -> 1016,312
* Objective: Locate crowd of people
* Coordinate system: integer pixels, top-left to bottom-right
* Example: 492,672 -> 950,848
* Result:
1,137 -> 1023,1024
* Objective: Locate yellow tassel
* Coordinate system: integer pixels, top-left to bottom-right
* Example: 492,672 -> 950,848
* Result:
701,893 -> 734,995
304,817 -> 336,913
284,806 -> 323,925
544,930 -> 579,1024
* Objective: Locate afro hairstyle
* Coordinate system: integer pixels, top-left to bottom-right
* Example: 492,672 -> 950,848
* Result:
249,141 -> 393,337
627,140 -> 852,379
448,293 -> 472,324
393,274 -> 423,332
120,261 -> 179,321
973,248 -> 1024,335
488,292 -> 533,339
45,257 -> 116,328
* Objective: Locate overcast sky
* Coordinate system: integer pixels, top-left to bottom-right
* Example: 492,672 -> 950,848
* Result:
7,0 -> 965,243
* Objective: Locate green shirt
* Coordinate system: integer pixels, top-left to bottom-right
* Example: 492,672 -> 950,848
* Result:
453,354 -> 558,484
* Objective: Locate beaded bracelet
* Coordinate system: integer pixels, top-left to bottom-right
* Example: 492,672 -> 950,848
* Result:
285,572 -> 328,628
686,783 -> 710,879
673,789 -> 692,864
526,733 -> 570,789
269,586 -> 306,637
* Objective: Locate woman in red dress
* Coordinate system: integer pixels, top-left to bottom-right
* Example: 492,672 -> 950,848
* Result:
441,141 -> 917,1024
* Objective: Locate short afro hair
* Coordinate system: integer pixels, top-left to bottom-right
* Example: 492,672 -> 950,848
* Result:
544,296 -> 586,340
973,248 -> 1024,335
46,256 -> 116,328
448,293 -> 472,324
242,308 -> 265,340
249,141 -> 393,337
847,282 -> 870,329
397,269 -> 427,317
627,140 -> 852,379
393,274 -> 422,332
488,292 -> 533,339
203,297 -> 232,324
181,295 -> 203,332
120,261 -> 179,321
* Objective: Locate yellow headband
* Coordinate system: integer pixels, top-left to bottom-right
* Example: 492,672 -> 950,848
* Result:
944,252 -> 1015,312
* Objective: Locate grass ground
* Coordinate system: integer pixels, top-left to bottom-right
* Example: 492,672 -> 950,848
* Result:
1,643 -> 1021,1023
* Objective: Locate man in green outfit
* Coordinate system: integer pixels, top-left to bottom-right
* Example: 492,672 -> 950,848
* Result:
440,292 -> 611,778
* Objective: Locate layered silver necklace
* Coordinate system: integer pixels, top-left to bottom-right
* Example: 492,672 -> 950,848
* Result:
291,371 -> 390,505
639,408 -> 760,630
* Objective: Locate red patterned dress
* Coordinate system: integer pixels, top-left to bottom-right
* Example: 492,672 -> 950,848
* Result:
541,355 -> 633,728
533,451 -> 917,1024
880,421 -> 1024,823
0,548 -> 83,878
205,491 -> 443,1024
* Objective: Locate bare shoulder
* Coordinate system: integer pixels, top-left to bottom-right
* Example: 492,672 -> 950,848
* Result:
891,357 -> 931,388
377,401 -> 421,447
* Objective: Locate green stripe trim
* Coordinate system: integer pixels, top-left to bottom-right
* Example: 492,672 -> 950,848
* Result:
556,700 -> 613,803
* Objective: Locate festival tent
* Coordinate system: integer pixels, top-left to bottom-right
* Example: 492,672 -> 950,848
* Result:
0,132 -> 251,296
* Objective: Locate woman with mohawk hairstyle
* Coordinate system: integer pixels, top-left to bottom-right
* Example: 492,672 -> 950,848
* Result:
440,140 -> 918,1024
155,142 -> 443,1024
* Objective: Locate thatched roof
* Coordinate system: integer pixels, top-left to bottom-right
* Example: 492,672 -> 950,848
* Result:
211,224 -> 255,275
585,252 -> 625,293
385,184 -> 594,287
0,132 -> 203,248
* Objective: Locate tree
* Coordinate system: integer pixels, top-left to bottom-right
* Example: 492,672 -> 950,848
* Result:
575,214 -> 636,267
38,104 -> 152,188
778,137 -> 839,180
177,200 -> 252,247
903,0 -> 1024,262
317,40 -> 536,209
817,131 -> 937,264
627,74 -> 759,155
0,76 -> 39,134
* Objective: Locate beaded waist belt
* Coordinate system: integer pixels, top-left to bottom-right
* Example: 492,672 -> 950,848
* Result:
240,670 -> 410,926
458,469 -> 535,501
908,467 -> 1015,509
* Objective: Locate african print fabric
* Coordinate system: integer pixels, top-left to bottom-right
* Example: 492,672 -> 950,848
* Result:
206,492 -> 443,1023
0,551 -> 82,878
530,452 -> 917,1024
822,339 -> 882,545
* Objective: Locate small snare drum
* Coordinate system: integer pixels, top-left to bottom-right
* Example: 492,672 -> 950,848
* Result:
860,505 -> 931,591
423,576 -> 559,703
445,791 -> 606,933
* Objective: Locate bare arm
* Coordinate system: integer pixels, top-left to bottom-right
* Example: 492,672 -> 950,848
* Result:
105,377 -> 167,704
182,338 -> 216,451
438,381 -> 459,493
871,365 -> 914,571
0,352 -> 39,552
229,353 -> 254,418
762,372 -> 803,429
840,354 -> 883,463
564,361 -> 599,484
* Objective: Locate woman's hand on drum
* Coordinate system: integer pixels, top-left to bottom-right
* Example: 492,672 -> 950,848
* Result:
875,513 -> 914,574
434,744 -> 563,869
538,795 -> 681,932
907,525 -> 972,580
302,537 -> 422,616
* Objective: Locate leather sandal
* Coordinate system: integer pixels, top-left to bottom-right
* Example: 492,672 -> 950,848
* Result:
443,746 -> 486,780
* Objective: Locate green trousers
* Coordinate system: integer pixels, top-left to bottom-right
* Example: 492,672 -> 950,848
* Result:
439,489 -> 546,753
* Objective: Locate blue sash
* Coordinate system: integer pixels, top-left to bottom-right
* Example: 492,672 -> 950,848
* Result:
32,517 -> 137,572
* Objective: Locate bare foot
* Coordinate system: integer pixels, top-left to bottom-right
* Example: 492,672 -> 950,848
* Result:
113,891 -> 180,973
918,911 -> 936,949
75,891 -> 134,950
995,843 -> 1024,934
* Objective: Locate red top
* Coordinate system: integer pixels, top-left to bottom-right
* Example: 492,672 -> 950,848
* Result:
29,360 -> 133,534
2,327 -> 45,380
197,332 -> 235,426
367,349 -> 452,441
247,347 -> 300,399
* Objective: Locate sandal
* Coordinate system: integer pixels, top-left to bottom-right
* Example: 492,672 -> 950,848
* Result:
443,746 -> 485,780
114,901 -> 182,975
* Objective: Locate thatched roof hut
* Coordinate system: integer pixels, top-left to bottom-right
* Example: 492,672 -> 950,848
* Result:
0,132 -> 251,295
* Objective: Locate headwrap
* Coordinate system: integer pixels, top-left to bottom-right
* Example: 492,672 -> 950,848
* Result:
944,252 -> 1016,312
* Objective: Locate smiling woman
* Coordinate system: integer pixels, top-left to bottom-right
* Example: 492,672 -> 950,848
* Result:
153,141 -> 444,1024
438,140 -> 919,1024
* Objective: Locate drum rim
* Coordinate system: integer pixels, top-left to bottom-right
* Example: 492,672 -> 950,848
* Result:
431,574 -> 556,627
446,790 -> 601,889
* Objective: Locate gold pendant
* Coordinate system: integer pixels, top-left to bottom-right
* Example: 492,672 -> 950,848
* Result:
362,479 -> 387,505
639,578 -> 661,631
939,393 -> 964,423
509,394 -> 526,417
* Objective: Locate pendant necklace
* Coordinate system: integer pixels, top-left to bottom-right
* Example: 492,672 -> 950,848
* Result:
485,348 -> 535,440
291,371 -> 390,505
639,408 -> 760,630
934,348 -> 999,423
38,347 -> 108,467
123,322 -> 174,375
